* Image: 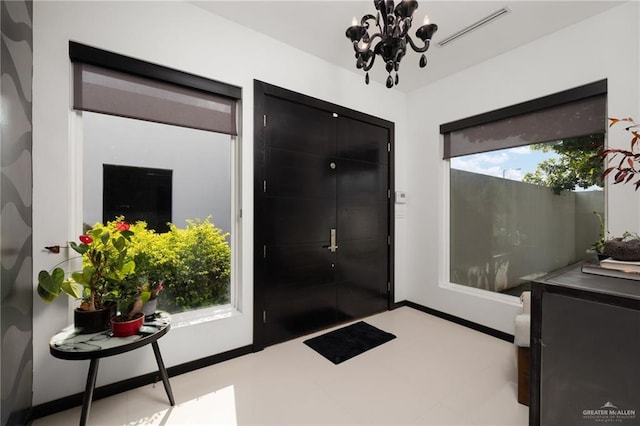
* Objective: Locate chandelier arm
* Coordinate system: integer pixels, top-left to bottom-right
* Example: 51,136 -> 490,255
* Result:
387,14 -> 403,37
406,35 -> 430,53
398,17 -> 411,38
362,53 -> 377,72
353,33 -> 382,54
378,0 -> 389,28
361,14 -> 377,26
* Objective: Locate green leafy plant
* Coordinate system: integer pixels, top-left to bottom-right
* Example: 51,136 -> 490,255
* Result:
522,135 -> 604,194
602,117 -> 640,189
158,217 -> 231,313
38,216 -> 231,316
127,221 -> 167,301
591,211 -> 608,254
37,219 -> 140,316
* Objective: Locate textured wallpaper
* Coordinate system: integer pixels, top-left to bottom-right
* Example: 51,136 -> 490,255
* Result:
1,0 -> 33,424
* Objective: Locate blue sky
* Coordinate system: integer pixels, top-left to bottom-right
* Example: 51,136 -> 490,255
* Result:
450,145 -> 560,181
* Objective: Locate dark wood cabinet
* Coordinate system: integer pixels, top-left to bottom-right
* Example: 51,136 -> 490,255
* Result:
531,264 -> 640,425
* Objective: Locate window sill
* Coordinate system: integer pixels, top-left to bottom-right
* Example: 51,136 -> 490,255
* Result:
170,304 -> 240,329
441,281 -> 522,306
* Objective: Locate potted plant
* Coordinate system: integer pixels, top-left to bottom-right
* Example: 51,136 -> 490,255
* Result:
140,281 -> 163,320
126,221 -> 166,319
593,117 -> 640,261
603,231 -> 640,261
110,274 -> 145,337
37,218 -> 141,333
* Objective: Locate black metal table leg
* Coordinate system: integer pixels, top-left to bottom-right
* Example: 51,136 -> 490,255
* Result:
79,358 -> 99,426
151,341 -> 175,406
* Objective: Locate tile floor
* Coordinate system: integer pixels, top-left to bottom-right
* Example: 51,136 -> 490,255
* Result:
32,307 -> 529,425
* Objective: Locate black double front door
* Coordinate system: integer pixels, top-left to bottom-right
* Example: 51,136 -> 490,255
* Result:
254,81 -> 393,348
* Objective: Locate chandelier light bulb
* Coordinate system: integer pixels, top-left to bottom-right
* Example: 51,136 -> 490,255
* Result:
352,16 -> 358,26
423,15 -> 430,25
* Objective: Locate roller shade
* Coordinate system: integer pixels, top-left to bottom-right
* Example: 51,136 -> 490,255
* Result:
442,82 -> 607,159
73,62 -> 237,136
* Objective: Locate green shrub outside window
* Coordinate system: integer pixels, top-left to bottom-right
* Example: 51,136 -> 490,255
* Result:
128,217 -> 231,313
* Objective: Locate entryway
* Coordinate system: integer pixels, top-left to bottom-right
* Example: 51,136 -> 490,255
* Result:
253,81 -> 395,349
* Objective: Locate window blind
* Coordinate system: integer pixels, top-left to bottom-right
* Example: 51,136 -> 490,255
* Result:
442,82 -> 607,159
73,62 -> 237,136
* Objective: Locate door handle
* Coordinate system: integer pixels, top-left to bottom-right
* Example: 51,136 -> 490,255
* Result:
328,228 -> 338,252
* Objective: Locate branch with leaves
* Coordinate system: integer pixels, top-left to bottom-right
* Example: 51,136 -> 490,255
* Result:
602,117 -> 640,190
522,134 -> 604,194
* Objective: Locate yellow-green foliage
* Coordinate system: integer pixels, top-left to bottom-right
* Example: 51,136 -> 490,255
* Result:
162,218 -> 231,312
38,216 -> 230,314
128,221 -> 171,288
129,217 -> 231,313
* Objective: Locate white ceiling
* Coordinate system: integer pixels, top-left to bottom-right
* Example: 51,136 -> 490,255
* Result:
192,1 -> 622,92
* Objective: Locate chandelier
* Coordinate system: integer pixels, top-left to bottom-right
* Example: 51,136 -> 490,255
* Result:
345,0 -> 438,88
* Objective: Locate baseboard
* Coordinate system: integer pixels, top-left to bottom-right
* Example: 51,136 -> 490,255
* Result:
30,344 -> 253,421
396,300 -> 515,343
390,300 -> 406,310
165,344 -> 253,376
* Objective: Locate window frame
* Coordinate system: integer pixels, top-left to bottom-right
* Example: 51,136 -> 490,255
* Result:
68,42 -> 242,326
441,80 -> 608,298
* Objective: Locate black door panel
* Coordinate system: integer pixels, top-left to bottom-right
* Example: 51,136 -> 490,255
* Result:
337,161 -> 385,198
336,239 -> 389,320
337,148 -> 388,243
265,284 -> 338,343
265,148 -> 335,199
336,115 -> 389,322
255,82 -> 392,348
338,117 -> 389,164
265,96 -> 336,155
265,244 -> 335,289
337,280 -> 387,322
263,198 -> 335,244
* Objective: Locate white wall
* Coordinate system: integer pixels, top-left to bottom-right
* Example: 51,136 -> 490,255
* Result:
404,2 -> 640,335
32,1 -> 408,404
83,112 -> 232,235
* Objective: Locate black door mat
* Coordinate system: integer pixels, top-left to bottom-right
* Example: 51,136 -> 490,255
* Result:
303,321 -> 396,364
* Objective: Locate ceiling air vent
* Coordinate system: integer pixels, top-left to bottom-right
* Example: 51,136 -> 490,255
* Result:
437,7 -> 511,47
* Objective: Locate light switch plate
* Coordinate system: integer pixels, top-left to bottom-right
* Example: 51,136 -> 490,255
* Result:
395,191 -> 407,204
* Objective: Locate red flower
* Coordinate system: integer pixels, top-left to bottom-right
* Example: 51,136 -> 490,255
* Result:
79,235 -> 93,244
116,222 -> 130,231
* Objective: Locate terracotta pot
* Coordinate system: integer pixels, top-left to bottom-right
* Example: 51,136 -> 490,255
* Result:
111,312 -> 144,337
74,303 -> 116,334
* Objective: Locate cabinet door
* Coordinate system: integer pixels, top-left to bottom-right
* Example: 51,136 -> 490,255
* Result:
540,292 -> 640,425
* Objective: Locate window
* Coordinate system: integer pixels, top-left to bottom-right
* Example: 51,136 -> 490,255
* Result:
102,164 -> 173,233
72,42 -> 241,315
442,81 -> 606,297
